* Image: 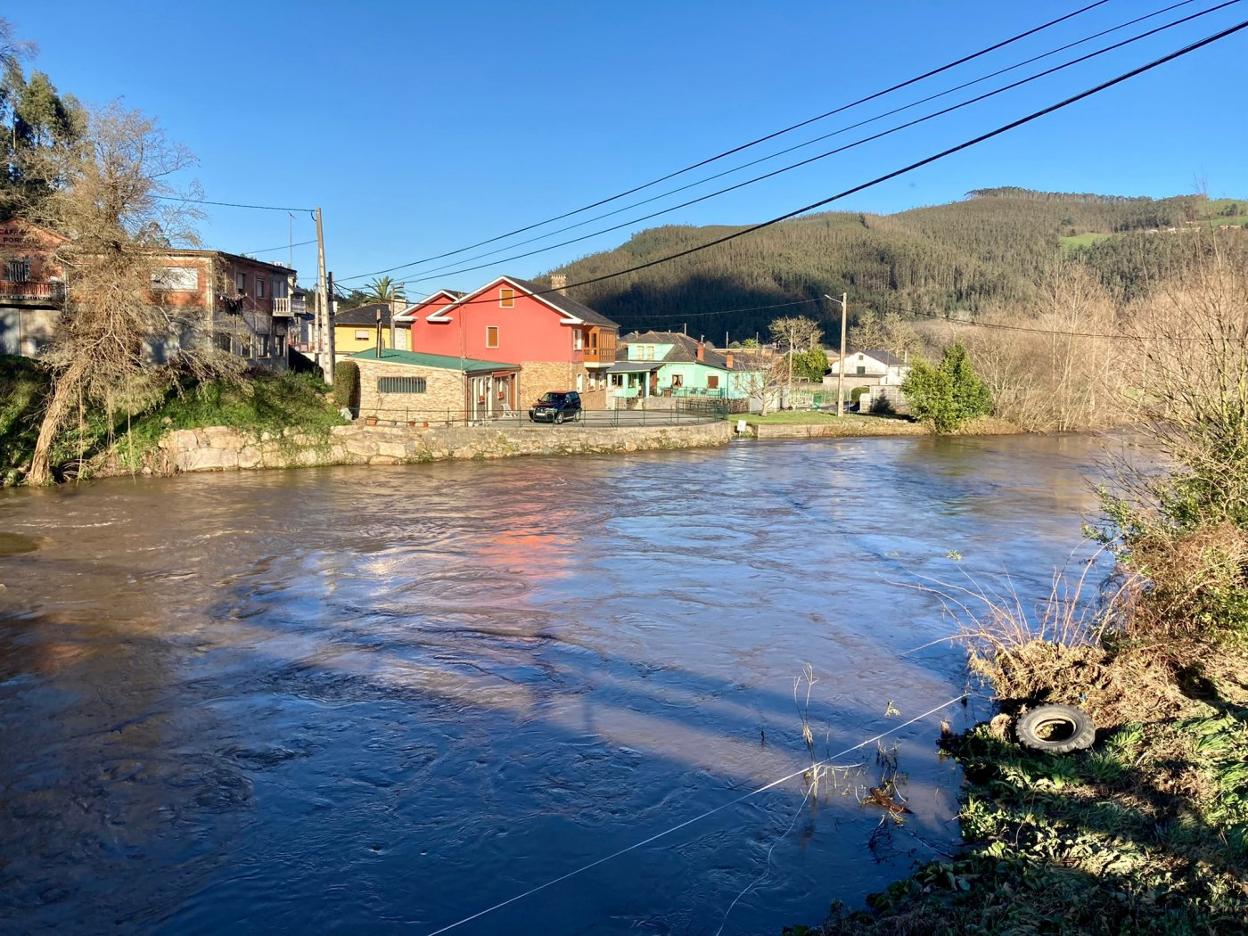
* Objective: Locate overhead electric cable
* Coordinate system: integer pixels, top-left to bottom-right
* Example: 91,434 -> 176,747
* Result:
384,2 -> 1239,288
365,0 -> 1208,284
425,693 -> 968,935
339,0 -> 1115,281
153,195 -> 316,213
402,20 -> 1247,312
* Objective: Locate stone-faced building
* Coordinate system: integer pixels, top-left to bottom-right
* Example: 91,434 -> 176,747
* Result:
0,218 -> 67,356
402,275 -> 618,408
350,348 -> 520,423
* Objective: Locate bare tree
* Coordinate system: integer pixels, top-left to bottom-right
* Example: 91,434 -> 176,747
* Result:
24,104 -> 237,485
734,351 -> 787,415
770,315 -> 822,409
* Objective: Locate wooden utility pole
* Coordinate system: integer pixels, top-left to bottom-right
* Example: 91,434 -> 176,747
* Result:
314,207 -> 333,384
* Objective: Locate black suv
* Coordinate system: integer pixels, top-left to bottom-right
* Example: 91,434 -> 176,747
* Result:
529,391 -> 582,424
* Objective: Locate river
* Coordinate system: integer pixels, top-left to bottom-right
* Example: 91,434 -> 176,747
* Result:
0,434 -> 1110,934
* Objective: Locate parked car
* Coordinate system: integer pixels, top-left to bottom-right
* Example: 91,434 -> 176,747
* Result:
529,391 -> 582,424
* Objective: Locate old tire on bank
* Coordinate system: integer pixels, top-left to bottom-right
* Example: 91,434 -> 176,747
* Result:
1016,703 -> 1096,754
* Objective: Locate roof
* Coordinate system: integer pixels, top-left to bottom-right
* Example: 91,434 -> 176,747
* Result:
393,289 -> 466,323
335,302 -> 401,327
850,348 -> 906,367
435,275 -> 619,328
619,331 -> 735,369
508,277 -> 619,328
606,360 -> 662,374
161,249 -> 295,274
349,347 -> 518,373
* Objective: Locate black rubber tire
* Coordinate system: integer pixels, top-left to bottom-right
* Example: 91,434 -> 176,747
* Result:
1016,704 -> 1096,754
554,412 -> 565,425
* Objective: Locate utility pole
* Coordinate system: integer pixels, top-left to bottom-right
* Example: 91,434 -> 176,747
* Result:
825,293 -> 849,417
314,207 -> 332,384
326,271 -> 337,374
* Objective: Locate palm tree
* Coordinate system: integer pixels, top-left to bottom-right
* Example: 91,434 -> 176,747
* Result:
364,275 -> 405,303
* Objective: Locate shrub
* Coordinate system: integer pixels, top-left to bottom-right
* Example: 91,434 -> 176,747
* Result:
333,361 -> 360,414
901,343 -> 991,433
792,347 -> 828,380
849,385 -> 870,404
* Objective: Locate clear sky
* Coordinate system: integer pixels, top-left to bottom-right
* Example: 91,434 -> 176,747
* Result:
11,1 -> 1247,296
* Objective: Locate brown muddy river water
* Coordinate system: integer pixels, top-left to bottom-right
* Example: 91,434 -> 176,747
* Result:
0,434 -> 1111,934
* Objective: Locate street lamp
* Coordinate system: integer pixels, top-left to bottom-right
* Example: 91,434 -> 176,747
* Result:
824,293 -> 849,417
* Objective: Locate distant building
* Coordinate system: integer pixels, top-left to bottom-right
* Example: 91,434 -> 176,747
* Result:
825,348 -> 912,410
609,331 -> 759,407
402,275 -> 618,408
0,218 -> 301,368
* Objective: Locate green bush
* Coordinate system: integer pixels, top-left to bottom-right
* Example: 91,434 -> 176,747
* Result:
849,385 -> 870,404
333,361 -> 360,413
792,347 -> 828,381
901,343 -> 991,433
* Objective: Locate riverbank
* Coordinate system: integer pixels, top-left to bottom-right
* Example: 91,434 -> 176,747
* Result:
735,412 -> 1020,440
104,419 -> 737,476
806,636 -> 1248,934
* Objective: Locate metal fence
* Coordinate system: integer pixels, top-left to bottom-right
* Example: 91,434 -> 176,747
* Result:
353,404 -> 725,429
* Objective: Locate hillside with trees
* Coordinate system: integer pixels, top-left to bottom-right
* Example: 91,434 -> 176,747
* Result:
541,189 -> 1248,340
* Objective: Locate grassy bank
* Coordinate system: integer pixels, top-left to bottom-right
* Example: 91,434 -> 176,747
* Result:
0,355 -> 343,483
732,411 -> 1021,437
805,640 -> 1248,934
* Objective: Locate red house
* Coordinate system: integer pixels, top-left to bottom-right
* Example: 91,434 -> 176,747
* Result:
397,275 -> 619,408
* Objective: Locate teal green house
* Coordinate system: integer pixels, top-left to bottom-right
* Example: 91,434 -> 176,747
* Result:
606,331 -> 759,405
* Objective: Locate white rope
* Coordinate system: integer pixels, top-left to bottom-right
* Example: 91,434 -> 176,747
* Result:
424,692 -> 967,935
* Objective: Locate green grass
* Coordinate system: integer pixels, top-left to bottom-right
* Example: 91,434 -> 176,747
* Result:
806,657 -> 1248,935
731,411 -> 905,426
1059,232 -> 1114,252
0,355 -> 51,485
114,372 -> 344,469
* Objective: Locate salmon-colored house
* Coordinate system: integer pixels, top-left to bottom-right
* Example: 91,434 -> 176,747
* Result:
396,275 -> 619,408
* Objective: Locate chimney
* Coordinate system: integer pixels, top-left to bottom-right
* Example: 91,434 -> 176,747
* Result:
726,351 -> 734,369
696,342 -> 705,362
550,273 -> 567,295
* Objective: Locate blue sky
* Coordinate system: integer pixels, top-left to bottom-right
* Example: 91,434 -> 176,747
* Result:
11,1 -> 1247,296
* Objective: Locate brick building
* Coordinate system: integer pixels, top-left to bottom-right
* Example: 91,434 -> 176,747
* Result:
350,348 -> 520,423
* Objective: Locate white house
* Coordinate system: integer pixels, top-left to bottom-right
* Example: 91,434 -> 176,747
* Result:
824,348 -> 912,411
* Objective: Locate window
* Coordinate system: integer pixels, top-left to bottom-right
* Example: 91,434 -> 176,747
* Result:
590,331 -> 598,349
275,335 -> 286,356
671,374 -> 683,388
235,272 -> 247,295
151,266 -> 199,291
486,325 -> 499,348
499,287 -> 515,308
273,277 -> 288,299
355,330 -> 370,340
856,365 -> 866,376
378,376 -> 427,394
213,332 -> 232,353
857,353 -> 864,361
707,375 -> 719,389
575,373 -> 584,392
6,258 -> 30,282
256,275 -> 265,299
573,330 -> 583,351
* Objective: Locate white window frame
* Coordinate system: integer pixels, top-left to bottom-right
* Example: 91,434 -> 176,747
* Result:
354,329 -> 370,340
573,330 -> 583,351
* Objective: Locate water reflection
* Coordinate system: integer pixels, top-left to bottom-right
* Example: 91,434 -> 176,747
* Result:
0,436 -> 1108,934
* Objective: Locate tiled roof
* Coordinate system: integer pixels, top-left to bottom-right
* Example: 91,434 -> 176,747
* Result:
507,277 -> 619,328
619,331 -> 733,369
335,302 -> 400,327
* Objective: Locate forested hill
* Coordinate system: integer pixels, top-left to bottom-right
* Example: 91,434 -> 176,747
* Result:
541,189 -> 1248,340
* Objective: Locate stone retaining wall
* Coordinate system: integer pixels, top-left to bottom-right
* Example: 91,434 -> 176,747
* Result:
148,420 -> 735,474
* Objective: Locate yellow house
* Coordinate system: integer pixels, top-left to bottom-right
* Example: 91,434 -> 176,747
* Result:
332,301 -> 411,355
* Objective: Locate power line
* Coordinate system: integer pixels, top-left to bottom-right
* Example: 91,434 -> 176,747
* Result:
624,297 -> 824,326
237,238 -> 318,255
400,19 -> 1248,314
153,195 -> 316,213
339,0 -> 1115,282
385,2 -> 1240,289
425,693 -> 967,935
878,299 -> 1199,341
373,0 -> 1211,285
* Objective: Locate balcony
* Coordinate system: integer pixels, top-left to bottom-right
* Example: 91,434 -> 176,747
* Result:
0,280 -> 64,304
272,295 -> 306,317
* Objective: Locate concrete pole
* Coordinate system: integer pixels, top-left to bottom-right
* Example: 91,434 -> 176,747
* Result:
837,292 -> 848,417
314,207 -> 332,384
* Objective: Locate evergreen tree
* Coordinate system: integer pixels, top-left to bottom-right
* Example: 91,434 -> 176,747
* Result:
902,342 -> 992,433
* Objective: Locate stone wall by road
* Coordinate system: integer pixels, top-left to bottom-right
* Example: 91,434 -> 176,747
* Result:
145,420 -> 735,475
